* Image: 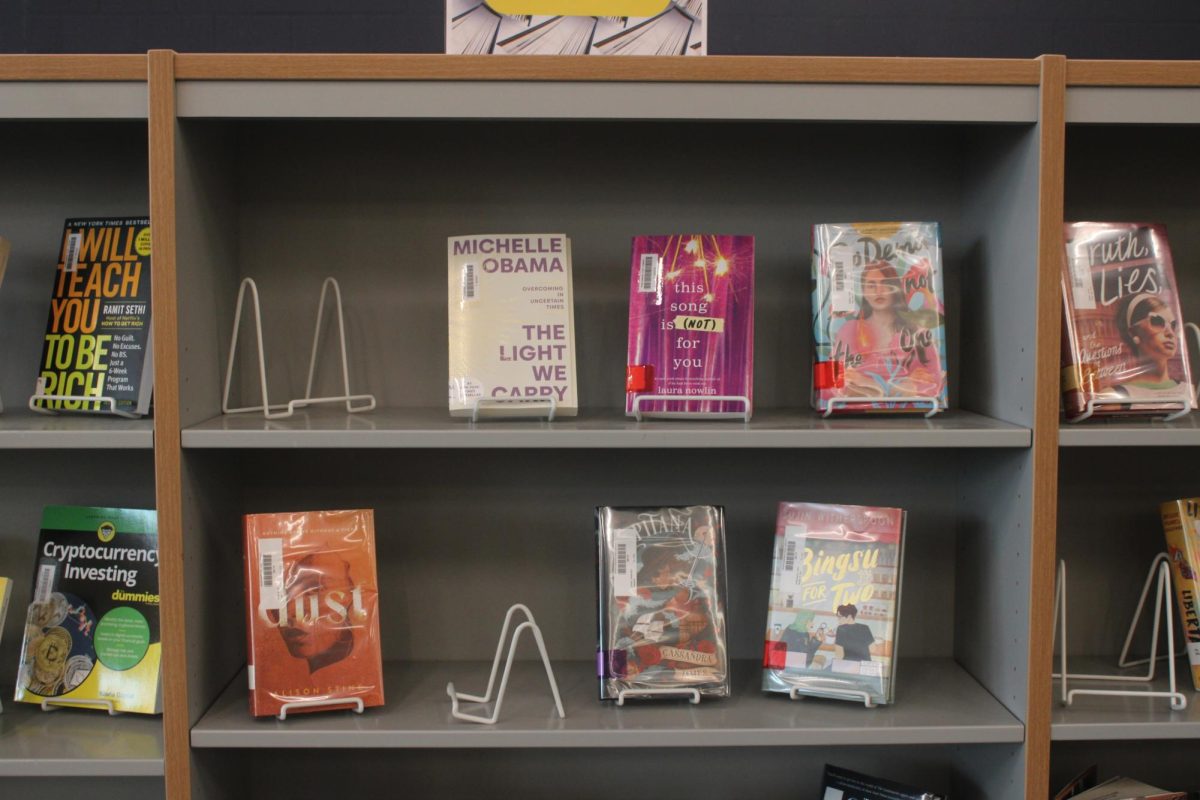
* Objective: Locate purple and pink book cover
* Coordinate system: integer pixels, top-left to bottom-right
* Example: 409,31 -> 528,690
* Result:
625,235 -> 755,417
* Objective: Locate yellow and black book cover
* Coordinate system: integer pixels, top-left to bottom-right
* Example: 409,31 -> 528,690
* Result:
1160,498 -> 1200,691
14,506 -> 161,714
33,217 -> 153,416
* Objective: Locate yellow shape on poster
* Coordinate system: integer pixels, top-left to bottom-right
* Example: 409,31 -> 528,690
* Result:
487,0 -> 671,16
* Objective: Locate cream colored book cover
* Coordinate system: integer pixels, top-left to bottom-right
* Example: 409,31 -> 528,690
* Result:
448,234 -> 578,417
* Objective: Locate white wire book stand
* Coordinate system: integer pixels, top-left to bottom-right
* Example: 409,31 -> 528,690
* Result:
1052,554 -> 1188,710
28,376 -> 142,419
222,277 -> 376,420
821,395 -> 943,419
469,397 -> 557,423
630,394 -> 751,423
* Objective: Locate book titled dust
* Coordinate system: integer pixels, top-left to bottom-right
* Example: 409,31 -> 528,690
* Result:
1159,498 -> 1200,691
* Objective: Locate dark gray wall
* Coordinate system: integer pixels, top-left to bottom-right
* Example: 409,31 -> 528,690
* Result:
1,1 -> 1199,57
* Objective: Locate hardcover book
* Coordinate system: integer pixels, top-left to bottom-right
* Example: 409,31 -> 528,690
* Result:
14,506 -> 161,714
244,509 -> 384,718
448,234 -> 578,418
763,502 -> 906,706
1158,498 -> 1200,691
32,218 -> 153,416
811,222 -> 947,415
596,506 -> 729,700
821,765 -> 946,800
0,234 -> 10,290
446,1 -> 706,55
1069,777 -> 1185,800
626,235 -> 754,418
1061,223 -> 1192,422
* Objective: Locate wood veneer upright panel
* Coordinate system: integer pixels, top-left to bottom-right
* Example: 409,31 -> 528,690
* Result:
0,54 -> 146,80
148,48 -> 190,800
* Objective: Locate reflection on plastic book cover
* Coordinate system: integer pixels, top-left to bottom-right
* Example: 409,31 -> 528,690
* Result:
596,506 -> 729,700
1061,223 -> 1193,422
763,502 -> 905,706
811,222 -> 947,414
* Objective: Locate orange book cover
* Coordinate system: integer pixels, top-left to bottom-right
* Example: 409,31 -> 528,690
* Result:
243,509 -> 384,718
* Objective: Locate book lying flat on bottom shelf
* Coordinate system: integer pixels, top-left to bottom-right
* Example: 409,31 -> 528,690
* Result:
14,506 -> 161,714
763,502 -> 906,706
1069,777 -> 1185,800
821,765 -> 946,800
626,235 -> 755,418
32,218 -> 153,416
244,509 -> 384,717
448,234 -> 578,418
1061,222 -> 1193,422
596,506 -> 729,700
1158,498 -> 1200,691
811,222 -> 947,415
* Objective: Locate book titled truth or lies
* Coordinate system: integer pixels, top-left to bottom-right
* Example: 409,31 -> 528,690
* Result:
597,506 -> 730,700
244,510 -> 384,717
821,765 -> 946,800
1158,498 -> 1200,691
626,235 -> 754,418
1061,223 -> 1193,422
14,506 -> 161,714
763,502 -> 906,706
812,222 -> 947,415
448,234 -> 578,418
32,218 -> 153,416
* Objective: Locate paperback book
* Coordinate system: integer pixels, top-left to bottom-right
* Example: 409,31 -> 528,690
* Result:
1061,222 -> 1192,422
244,509 -> 384,717
811,222 -> 947,415
33,217 -> 153,416
821,765 -> 946,800
14,506 -> 161,714
1069,777 -> 1185,800
626,235 -> 754,418
1158,498 -> 1200,691
596,506 -> 729,700
763,502 -> 906,706
448,234 -> 578,418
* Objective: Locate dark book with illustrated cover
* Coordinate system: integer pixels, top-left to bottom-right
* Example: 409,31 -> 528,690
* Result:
1061,222 -> 1192,422
14,506 -> 161,714
763,502 -> 905,706
244,509 -> 384,717
821,765 -> 946,800
1158,498 -> 1200,691
596,506 -> 729,700
33,218 -> 153,416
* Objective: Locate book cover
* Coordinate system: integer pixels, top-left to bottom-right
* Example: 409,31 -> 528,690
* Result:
1061,223 -> 1192,421
244,509 -> 384,718
14,506 -> 161,714
1070,777 -> 1185,800
596,506 -> 729,700
32,218 -> 153,417
626,235 -> 754,417
448,234 -> 578,418
1158,498 -> 1200,691
0,576 -> 11,648
0,234 -> 10,289
763,502 -> 906,706
446,1 -> 706,55
811,222 -> 947,415
821,765 -> 946,800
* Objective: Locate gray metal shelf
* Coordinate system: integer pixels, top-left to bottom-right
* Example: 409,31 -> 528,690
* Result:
1058,414 -> 1200,447
0,82 -> 146,120
0,410 -> 153,449
0,698 -> 164,776
1050,657 -> 1200,741
191,657 -> 1023,749
181,407 -> 1030,449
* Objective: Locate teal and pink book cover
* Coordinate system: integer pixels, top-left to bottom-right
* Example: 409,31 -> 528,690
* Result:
625,235 -> 754,417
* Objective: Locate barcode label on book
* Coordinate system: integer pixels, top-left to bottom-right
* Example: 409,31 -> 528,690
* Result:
612,529 -> 638,597
34,563 -> 56,604
782,524 -> 807,588
461,263 -> 478,302
638,253 -> 661,293
64,231 -> 82,273
1069,254 -> 1097,310
258,538 -> 284,612
828,246 -> 856,314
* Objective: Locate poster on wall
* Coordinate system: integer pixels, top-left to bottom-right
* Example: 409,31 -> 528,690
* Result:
446,1 -> 706,55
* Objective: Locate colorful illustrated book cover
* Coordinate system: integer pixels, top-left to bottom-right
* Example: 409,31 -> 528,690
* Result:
14,506 -> 161,714
1159,498 -> 1200,691
0,576 -> 11,650
811,222 -> 947,415
596,506 -> 729,700
821,765 -> 946,800
33,217 -> 153,416
448,234 -> 578,418
0,234 -> 10,289
763,502 -> 905,706
626,235 -> 754,418
244,509 -> 384,717
1061,223 -> 1192,422
446,1 -> 705,55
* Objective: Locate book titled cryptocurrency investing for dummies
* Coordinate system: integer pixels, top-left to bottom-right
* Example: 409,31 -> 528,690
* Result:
14,506 -> 161,714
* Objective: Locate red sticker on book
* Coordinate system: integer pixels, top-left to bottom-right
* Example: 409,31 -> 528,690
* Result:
813,361 -> 844,389
764,640 -> 787,670
626,365 -> 653,393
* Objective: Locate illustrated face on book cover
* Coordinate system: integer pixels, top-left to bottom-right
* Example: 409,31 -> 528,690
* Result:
271,551 -> 364,674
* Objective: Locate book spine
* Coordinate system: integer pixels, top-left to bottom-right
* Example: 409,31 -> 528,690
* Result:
243,516 -> 260,716
1160,499 -> 1200,690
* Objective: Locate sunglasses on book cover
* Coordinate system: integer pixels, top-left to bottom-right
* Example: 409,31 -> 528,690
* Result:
1141,313 -> 1177,332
